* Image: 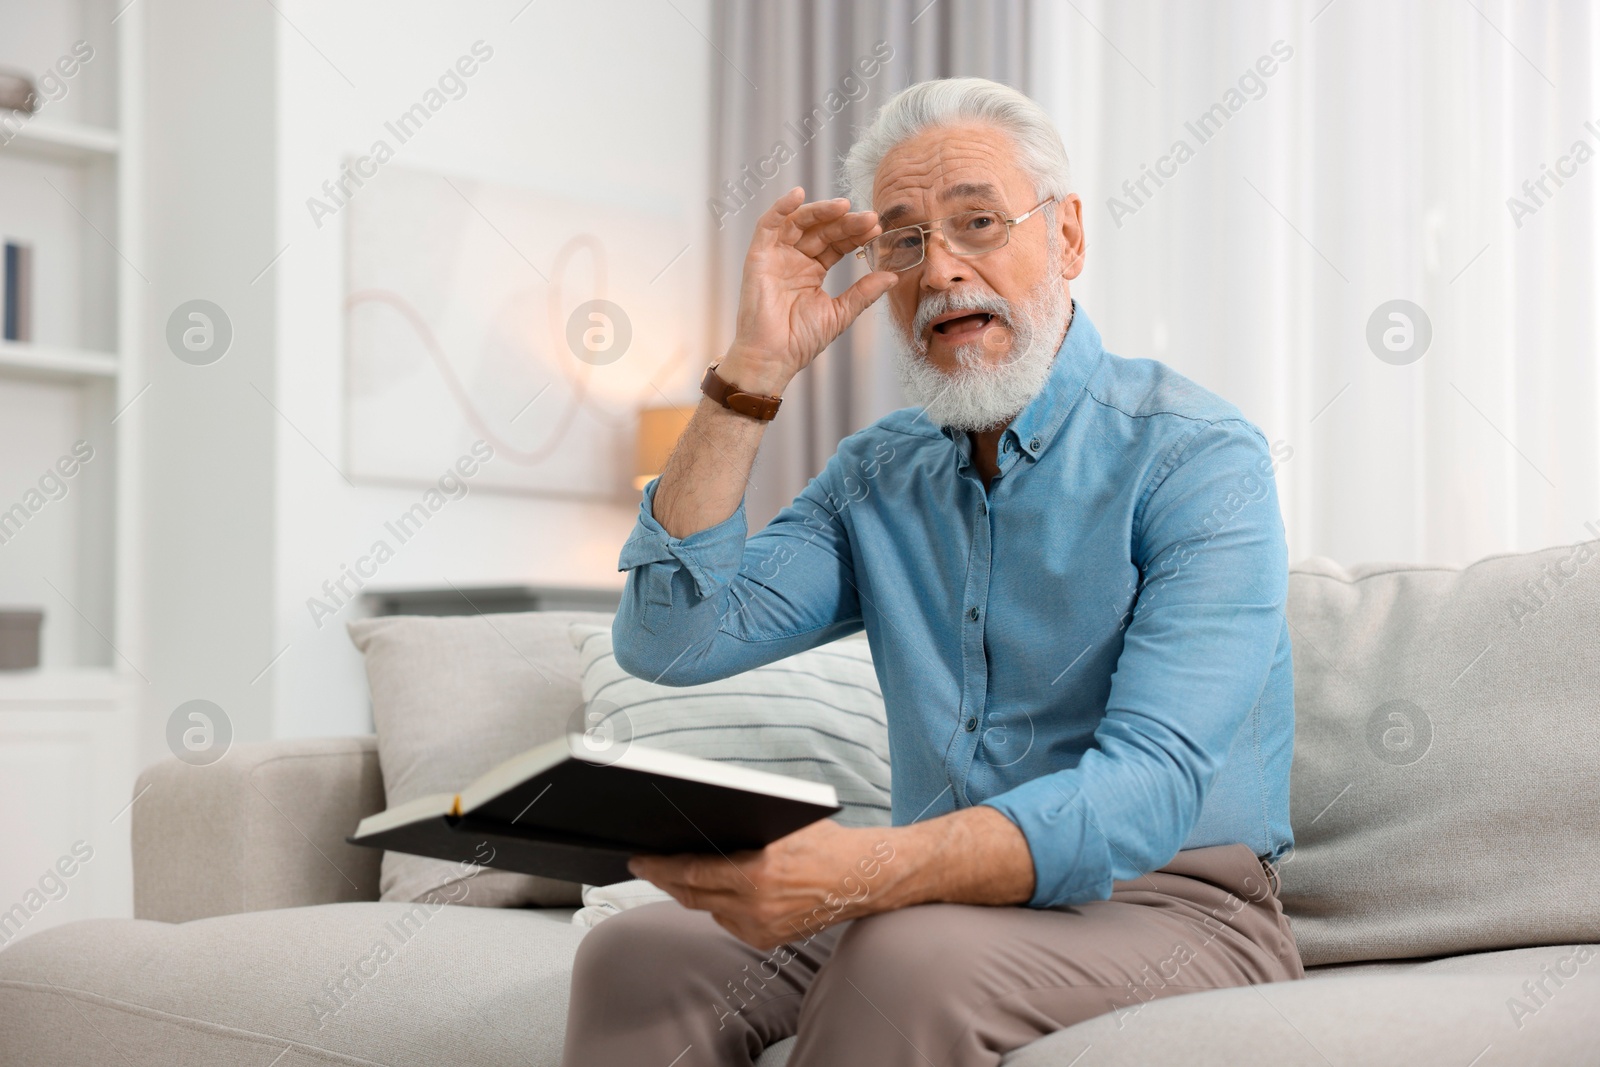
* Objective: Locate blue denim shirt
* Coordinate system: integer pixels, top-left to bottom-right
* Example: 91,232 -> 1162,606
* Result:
613,305 -> 1295,909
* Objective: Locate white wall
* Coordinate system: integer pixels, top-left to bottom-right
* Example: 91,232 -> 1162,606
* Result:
267,1 -> 712,737
140,0 -> 279,766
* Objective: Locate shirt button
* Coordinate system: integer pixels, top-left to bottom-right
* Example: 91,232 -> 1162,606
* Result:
965,717 -> 978,732
967,606 -> 980,621
1002,439 -> 1013,452
1029,436 -> 1041,451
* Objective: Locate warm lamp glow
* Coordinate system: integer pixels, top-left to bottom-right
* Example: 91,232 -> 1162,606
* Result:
634,403 -> 697,490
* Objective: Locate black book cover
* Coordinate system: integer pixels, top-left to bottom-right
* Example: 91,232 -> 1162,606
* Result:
347,737 -> 841,887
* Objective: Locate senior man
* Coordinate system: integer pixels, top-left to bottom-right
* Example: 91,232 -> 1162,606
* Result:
561,77 -> 1302,1067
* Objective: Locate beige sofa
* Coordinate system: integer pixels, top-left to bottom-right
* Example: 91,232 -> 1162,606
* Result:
3,543 -> 1599,1065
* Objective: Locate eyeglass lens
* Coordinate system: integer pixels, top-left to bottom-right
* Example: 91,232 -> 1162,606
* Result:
867,211 -> 1009,271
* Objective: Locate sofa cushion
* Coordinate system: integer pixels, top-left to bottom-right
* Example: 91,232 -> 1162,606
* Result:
0,903 -> 793,1067
745,944 -> 1600,1067
570,622 -> 893,828
347,611 -> 614,909
5,909 -> 1589,1066
1280,543 -> 1600,966
1298,942 -> 1600,982
997,946 -> 1600,1067
0,901 -> 583,1066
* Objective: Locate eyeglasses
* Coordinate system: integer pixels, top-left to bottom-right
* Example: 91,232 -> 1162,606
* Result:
855,198 -> 1055,273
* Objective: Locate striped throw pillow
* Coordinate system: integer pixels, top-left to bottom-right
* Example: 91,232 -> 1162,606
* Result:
568,624 -> 892,828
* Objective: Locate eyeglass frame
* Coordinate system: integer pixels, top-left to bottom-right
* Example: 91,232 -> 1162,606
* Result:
854,197 -> 1057,273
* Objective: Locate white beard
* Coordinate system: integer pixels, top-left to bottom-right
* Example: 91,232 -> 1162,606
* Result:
888,279 -> 1073,433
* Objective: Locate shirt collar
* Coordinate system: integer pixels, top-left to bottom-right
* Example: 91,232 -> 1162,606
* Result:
940,300 -> 1105,465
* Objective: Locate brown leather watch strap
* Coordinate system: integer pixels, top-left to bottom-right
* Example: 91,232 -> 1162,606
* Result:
700,363 -> 783,421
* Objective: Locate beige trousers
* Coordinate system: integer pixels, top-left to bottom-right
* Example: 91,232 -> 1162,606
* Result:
560,842 -> 1303,1067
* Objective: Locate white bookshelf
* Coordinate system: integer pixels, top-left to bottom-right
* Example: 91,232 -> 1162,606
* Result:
2,115 -> 120,163
0,338 -> 118,380
0,0 -> 142,930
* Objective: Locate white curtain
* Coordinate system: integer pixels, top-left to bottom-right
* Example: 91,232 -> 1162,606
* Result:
1031,0 -> 1600,566
709,0 -> 1030,529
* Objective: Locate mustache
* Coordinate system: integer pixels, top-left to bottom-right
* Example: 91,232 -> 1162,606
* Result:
911,288 -> 1014,341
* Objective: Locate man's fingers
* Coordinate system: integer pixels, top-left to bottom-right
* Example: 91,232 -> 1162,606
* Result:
634,853 -> 757,900
834,269 -> 899,323
752,190 -> 843,235
752,191 -> 857,255
634,854 -> 713,887
751,187 -> 809,243
784,196 -> 853,234
775,199 -> 858,251
795,212 -> 880,264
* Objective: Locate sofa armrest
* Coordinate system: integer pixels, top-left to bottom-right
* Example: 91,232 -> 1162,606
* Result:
132,735 -> 386,922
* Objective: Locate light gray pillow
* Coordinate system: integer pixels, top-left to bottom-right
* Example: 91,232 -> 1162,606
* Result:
1279,541 -> 1600,965
571,623 -> 892,828
347,610 -> 614,907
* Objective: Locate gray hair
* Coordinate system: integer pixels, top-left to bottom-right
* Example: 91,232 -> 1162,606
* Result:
840,77 -> 1073,211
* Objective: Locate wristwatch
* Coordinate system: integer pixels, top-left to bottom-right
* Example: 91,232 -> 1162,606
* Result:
700,363 -> 783,422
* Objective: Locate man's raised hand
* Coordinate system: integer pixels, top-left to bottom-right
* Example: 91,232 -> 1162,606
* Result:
718,187 -> 899,396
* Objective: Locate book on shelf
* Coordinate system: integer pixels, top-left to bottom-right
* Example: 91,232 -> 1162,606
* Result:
3,240 -> 33,343
347,731 -> 842,886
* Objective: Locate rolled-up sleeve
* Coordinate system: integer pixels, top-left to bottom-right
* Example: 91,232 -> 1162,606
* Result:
612,450 -> 864,686
980,420 -> 1289,908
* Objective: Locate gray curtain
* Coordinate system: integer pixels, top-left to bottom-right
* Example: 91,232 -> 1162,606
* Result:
708,0 -> 1030,529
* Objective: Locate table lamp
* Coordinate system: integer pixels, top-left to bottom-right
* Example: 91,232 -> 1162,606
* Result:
634,403 -> 697,491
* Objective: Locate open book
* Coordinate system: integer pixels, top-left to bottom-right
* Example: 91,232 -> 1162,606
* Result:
347,732 -> 842,886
